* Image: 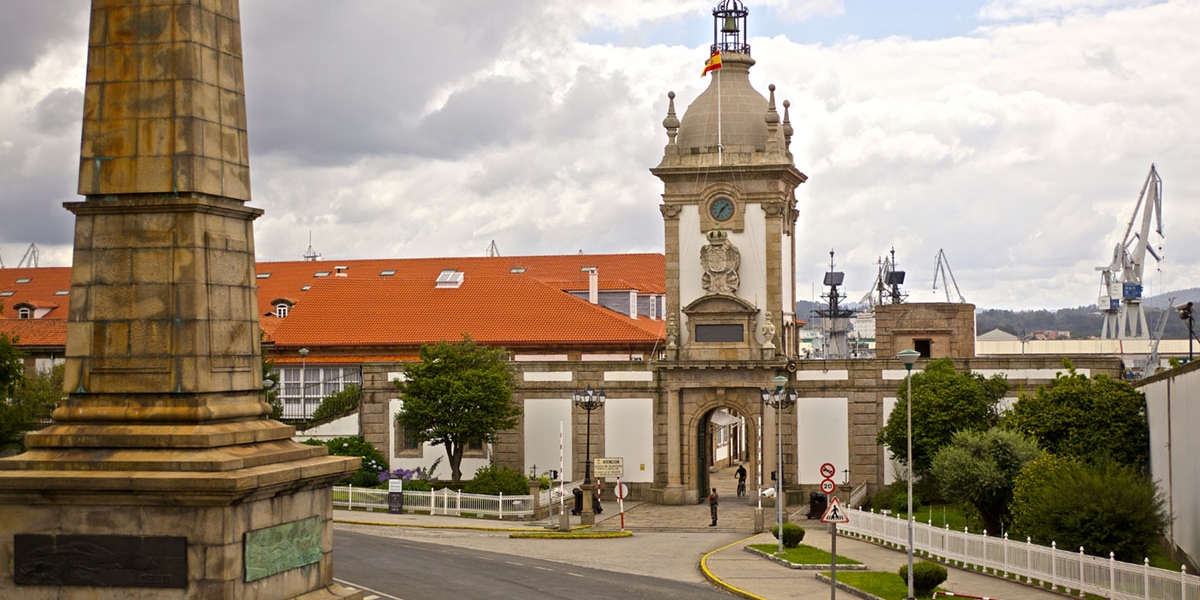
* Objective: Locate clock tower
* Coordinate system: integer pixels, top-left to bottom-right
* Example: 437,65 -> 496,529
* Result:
653,0 -> 807,362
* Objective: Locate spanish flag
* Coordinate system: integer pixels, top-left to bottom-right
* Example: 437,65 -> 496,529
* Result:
702,51 -> 722,77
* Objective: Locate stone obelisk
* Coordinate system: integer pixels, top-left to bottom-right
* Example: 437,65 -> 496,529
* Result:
0,2 -> 361,598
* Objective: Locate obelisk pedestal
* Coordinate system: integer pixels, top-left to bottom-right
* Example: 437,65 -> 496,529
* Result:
0,2 -> 360,597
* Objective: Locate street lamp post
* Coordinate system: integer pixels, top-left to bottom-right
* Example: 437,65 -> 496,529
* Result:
573,385 -> 606,525
897,349 -> 921,600
299,348 -> 309,420
760,375 -> 796,556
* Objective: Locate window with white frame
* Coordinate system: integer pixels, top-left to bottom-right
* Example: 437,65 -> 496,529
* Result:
17,307 -> 32,319
273,365 -> 362,419
275,303 -> 289,318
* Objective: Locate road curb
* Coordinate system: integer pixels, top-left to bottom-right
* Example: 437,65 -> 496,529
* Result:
699,534 -> 772,600
334,518 -> 530,533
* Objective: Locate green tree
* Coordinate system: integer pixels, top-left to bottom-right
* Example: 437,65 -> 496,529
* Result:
311,385 -> 360,422
930,427 -> 1042,534
0,333 -> 22,400
394,336 -> 519,483
878,358 -> 1008,479
261,337 -> 282,420
0,334 -> 33,448
1004,358 -> 1149,470
1010,455 -> 1166,561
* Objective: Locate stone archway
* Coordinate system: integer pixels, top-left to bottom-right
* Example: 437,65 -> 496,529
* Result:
684,389 -> 764,504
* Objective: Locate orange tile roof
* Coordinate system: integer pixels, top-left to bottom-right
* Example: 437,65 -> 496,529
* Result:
0,318 -> 68,347
0,267 -> 71,319
1,253 -> 667,350
269,275 -> 665,348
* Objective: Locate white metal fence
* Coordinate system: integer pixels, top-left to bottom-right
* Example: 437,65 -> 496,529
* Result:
333,485 -> 574,520
839,507 -> 1199,600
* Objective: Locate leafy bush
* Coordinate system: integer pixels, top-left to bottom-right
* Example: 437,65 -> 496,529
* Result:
769,523 -> 806,548
318,436 -> 387,487
1010,455 -> 1166,561
464,464 -> 531,495
403,479 -> 432,492
898,561 -> 948,596
311,385 -> 361,422
892,491 -> 920,517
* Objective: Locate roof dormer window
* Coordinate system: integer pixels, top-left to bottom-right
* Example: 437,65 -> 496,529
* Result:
271,298 -> 295,318
17,307 -> 32,319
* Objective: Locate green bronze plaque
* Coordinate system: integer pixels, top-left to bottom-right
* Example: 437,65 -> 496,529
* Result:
243,517 -> 323,582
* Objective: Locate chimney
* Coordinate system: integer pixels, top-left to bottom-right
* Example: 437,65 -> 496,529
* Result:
582,267 -> 598,304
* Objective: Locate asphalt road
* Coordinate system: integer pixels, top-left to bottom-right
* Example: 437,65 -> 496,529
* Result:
333,529 -> 735,600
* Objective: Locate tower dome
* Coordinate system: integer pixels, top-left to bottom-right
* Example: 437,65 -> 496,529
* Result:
676,53 -> 769,153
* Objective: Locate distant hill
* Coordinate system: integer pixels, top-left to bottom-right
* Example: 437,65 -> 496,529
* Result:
798,288 -> 1199,340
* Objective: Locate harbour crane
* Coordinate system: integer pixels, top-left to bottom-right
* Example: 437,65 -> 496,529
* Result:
932,249 -> 965,303
1097,165 -> 1163,339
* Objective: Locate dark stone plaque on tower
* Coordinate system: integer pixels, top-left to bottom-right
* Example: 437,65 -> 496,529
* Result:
14,534 -> 187,588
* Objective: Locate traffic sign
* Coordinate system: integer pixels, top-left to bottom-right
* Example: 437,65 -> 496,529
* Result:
820,463 -> 836,478
615,483 -> 629,499
820,479 -> 836,494
593,457 -> 624,478
821,496 -> 849,524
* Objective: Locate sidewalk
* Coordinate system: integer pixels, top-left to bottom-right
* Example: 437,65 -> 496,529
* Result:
332,469 -> 1071,600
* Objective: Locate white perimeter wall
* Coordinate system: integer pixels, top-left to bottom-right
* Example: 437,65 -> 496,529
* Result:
796,397 -> 849,485
387,398 -> 489,479
524,398 -> 573,480
603,397 -> 655,483
1142,369 -> 1200,566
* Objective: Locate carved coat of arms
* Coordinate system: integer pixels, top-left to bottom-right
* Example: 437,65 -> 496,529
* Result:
701,228 -> 741,294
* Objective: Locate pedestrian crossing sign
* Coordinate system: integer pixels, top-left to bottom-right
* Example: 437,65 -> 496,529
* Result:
820,496 -> 849,524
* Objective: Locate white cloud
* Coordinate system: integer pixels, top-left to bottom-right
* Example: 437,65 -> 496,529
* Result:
0,0 -> 1197,311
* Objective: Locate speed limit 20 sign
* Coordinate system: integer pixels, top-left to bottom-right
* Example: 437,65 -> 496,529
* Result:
819,462 -> 836,494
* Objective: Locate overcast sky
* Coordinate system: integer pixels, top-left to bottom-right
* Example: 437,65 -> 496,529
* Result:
1,0 -> 1196,310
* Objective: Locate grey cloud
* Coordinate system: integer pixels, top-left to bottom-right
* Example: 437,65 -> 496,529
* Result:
0,0 -> 82,81
31,88 -> 83,135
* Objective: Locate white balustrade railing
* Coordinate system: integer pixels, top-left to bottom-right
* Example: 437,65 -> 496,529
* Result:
332,485 -> 542,519
840,507 -> 1198,600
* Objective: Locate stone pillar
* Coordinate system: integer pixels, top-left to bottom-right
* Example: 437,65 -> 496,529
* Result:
0,2 -> 359,598
664,387 -> 684,503
580,482 -> 597,526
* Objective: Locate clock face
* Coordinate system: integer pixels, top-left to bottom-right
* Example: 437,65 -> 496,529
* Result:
710,197 -> 734,221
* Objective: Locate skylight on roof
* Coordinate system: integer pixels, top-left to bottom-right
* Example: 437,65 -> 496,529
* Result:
380,270 -> 396,276
510,267 -> 526,274
15,278 -> 31,284
314,271 -> 330,277
54,290 -> 70,296
0,291 -> 13,297
435,269 -> 464,289
256,273 -> 272,279
301,285 -> 312,291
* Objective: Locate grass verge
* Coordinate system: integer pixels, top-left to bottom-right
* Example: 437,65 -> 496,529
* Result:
822,571 -> 942,600
749,543 -> 862,565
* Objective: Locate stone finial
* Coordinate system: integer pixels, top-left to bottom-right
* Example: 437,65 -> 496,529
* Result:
765,84 -> 780,124
663,91 -> 680,147
782,99 -> 794,148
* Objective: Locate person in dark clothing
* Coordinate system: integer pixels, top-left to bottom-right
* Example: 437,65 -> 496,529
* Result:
708,488 -> 719,526
734,464 -> 748,497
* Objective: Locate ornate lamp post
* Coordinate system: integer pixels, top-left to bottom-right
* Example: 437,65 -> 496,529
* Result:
760,374 -> 796,555
573,385 -> 606,524
897,349 -> 921,600
298,347 -> 309,419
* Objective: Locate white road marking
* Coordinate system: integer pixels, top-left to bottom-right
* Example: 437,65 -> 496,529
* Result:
333,579 -> 404,600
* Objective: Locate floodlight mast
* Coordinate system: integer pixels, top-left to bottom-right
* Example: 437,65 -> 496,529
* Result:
1097,165 -> 1163,339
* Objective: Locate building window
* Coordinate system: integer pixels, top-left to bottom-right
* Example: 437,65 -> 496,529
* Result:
275,304 -> 289,318
17,307 -> 32,319
463,440 -> 486,457
273,366 -> 362,420
393,418 -> 422,457
914,339 -> 932,358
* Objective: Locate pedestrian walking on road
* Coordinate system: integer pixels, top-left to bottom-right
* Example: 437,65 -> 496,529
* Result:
708,488 -> 719,527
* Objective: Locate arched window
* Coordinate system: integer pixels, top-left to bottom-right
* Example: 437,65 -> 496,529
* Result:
17,307 -> 32,319
275,303 -> 289,318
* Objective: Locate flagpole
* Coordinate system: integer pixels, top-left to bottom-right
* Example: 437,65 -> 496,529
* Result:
716,62 -> 723,166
